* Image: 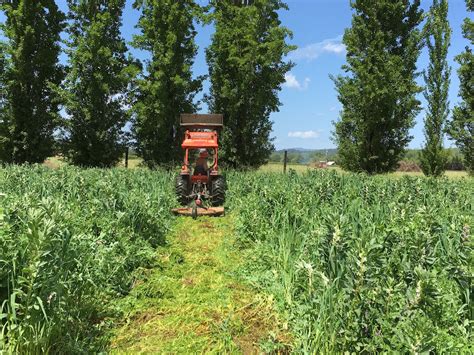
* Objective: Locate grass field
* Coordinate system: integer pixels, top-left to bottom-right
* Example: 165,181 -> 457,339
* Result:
43,157 -> 470,179
392,170 -> 469,178
1,166 -> 472,352
259,163 -> 311,173
260,163 -> 470,178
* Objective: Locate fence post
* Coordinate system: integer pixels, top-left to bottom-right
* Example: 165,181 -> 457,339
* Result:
125,147 -> 129,168
283,150 -> 288,174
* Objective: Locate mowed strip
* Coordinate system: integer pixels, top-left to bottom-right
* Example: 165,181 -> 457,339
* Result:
110,216 -> 289,353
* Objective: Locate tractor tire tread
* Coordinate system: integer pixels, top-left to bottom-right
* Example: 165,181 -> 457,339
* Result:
176,175 -> 189,206
211,176 -> 226,207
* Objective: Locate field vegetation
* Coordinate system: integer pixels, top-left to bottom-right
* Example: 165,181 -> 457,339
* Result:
0,166 -> 175,352
0,0 -> 473,353
1,166 -> 472,352
228,170 -> 473,353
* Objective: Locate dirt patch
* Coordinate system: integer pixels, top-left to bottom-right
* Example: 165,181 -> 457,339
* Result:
199,256 -> 217,267
201,222 -> 214,230
228,289 -> 293,353
130,310 -> 165,325
227,282 -> 247,291
182,277 -> 195,286
176,231 -> 191,242
234,299 -> 290,353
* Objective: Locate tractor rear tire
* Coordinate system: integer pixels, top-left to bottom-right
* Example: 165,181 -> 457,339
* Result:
211,176 -> 226,207
176,175 -> 189,206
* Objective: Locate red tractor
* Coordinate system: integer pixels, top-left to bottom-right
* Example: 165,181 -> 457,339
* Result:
172,114 -> 226,218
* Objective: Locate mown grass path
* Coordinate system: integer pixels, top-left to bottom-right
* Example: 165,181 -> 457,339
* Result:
110,216 -> 289,353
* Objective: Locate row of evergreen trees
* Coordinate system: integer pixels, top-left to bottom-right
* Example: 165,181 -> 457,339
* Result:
0,0 -> 292,168
334,0 -> 473,176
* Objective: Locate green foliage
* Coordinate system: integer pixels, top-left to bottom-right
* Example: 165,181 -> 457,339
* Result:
448,0 -> 474,175
0,42 -> 6,125
228,171 -> 473,353
0,0 -> 65,164
62,0 -> 138,168
333,0 -> 423,174
268,152 -> 282,163
0,166 -> 175,352
420,0 -> 451,177
206,0 -> 294,169
132,0 -> 203,168
403,148 -> 466,171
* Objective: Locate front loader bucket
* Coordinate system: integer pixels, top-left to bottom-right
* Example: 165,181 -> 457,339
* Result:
171,207 -> 225,219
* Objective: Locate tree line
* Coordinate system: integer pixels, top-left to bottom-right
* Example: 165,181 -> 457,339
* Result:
0,0 -> 472,175
269,147 -> 467,171
0,0 -> 292,169
334,0 -> 473,176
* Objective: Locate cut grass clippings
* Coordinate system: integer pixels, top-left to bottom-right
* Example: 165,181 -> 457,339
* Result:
110,216 -> 290,353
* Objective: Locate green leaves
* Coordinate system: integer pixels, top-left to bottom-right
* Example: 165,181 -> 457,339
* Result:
206,0 -> 295,169
0,166 -> 176,352
132,0 -> 204,168
0,0 -> 65,164
228,171 -> 474,352
333,0 -> 424,174
420,0 -> 451,177
61,0 -> 137,168
447,0 -> 474,175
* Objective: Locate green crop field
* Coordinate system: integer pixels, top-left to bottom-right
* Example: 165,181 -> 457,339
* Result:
0,166 -> 176,353
1,166 -> 473,353
227,170 -> 473,353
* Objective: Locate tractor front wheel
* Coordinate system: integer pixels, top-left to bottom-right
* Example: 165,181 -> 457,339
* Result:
211,176 -> 226,206
175,175 -> 189,206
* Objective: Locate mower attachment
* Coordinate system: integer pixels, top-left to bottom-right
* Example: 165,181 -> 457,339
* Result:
171,206 -> 225,219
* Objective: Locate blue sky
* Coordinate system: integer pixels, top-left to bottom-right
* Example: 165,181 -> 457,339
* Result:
1,1 -> 472,150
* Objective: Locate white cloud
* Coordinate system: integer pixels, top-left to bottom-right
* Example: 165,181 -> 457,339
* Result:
290,35 -> 346,62
284,73 -> 311,90
288,130 -> 321,139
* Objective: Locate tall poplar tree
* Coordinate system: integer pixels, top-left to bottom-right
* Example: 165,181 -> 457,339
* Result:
132,0 -> 203,168
333,0 -> 424,174
0,0 -> 64,164
206,0 -> 294,169
0,43 -> 6,126
448,0 -> 473,175
62,0 -> 138,167
420,0 -> 451,177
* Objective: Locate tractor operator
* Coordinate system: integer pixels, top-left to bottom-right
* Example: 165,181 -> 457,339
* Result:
194,149 -> 209,175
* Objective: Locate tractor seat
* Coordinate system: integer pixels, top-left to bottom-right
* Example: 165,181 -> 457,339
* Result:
193,165 -> 207,176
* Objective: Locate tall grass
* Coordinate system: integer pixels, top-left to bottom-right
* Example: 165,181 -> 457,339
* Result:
0,166 -> 175,353
228,170 -> 473,353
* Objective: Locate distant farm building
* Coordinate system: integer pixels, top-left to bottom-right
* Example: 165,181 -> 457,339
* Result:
317,161 -> 336,168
